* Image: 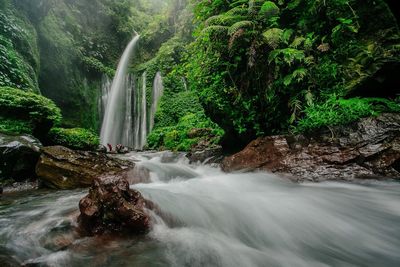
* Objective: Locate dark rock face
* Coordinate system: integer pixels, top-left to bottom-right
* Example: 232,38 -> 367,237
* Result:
0,133 -> 42,182
78,176 -> 151,236
36,146 -> 135,189
222,113 -> 400,182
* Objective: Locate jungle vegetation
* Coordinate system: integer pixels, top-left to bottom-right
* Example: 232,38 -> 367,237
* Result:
0,0 -> 399,151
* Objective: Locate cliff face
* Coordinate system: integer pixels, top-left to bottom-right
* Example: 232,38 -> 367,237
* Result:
0,0 -> 176,130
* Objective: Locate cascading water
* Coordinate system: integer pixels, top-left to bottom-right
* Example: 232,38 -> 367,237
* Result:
100,34 -> 140,147
98,75 -> 112,122
1,152 -> 399,267
140,72 -> 147,149
99,38 -> 164,150
150,72 -> 164,131
181,76 -> 188,91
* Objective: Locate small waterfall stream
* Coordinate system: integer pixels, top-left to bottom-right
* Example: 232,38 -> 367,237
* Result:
150,72 -> 164,132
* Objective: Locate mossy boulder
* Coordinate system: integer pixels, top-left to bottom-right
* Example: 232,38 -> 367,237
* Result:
0,86 -> 62,139
46,127 -> 100,151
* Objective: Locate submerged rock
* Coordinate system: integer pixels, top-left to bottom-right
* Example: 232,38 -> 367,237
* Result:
222,113 -> 400,182
36,146 -> 135,189
78,176 -> 151,236
0,133 -> 42,182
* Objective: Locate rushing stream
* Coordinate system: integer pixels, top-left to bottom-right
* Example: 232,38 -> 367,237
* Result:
1,152 -> 400,266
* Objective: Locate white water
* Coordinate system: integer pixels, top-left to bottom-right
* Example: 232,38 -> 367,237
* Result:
140,72 -> 148,149
100,35 -> 140,147
98,75 -> 112,122
150,71 -> 164,132
99,42 -> 164,149
1,152 -> 399,267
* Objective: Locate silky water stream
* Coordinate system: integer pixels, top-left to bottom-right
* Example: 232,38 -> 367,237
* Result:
1,152 -> 400,267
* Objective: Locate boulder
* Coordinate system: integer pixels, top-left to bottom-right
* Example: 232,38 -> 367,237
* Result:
78,176 -> 151,236
222,113 -> 400,182
0,133 -> 42,182
36,146 -> 135,189
187,146 -> 223,164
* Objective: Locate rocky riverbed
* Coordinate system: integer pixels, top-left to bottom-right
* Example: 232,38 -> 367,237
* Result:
222,113 -> 400,182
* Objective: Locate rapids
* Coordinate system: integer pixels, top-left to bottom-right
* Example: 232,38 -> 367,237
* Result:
1,152 -> 399,266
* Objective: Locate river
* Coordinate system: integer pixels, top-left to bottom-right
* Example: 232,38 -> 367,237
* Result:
1,152 -> 400,266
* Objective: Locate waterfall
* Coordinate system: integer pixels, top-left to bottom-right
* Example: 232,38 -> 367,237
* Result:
99,35 -> 164,150
100,35 -> 140,147
181,76 -> 188,91
98,75 -> 112,123
150,72 -> 164,131
139,72 -> 147,149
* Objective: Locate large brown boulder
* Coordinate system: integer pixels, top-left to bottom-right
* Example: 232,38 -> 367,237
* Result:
78,176 -> 151,236
36,146 -> 135,189
222,113 -> 400,182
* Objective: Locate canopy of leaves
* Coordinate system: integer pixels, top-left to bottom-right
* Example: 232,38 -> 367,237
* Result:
188,0 -> 400,145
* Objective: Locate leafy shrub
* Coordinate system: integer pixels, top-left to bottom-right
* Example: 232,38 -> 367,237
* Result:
0,86 -> 62,137
0,117 -> 32,134
0,12 -> 39,91
295,96 -> 400,133
0,35 -> 36,90
147,112 -> 224,151
82,56 -> 115,77
189,0 -> 400,143
47,127 -> 100,151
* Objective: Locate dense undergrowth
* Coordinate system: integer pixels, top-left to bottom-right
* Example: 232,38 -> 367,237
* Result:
1,0 -> 399,152
186,0 -> 400,146
0,86 -> 99,150
47,127 -> 100,151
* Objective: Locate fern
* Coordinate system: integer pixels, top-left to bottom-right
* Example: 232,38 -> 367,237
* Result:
287,0 -> 302,10
201,25 -> 229,37
292,68 -> 307,82
282,29 -> 294,44
259,1 -> 280,17
262,28 -> 283,49
228,20 -> 254,35
205,15 -> 245,27
248,0 -> 267,13
290,36 -> 305,48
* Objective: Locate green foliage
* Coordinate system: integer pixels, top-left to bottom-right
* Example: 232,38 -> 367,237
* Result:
0,117 -> 32,135
295,96 -> 400,133
154,91 -> 204,127
259,1 -> 280,17
188,0 -> 400,143
0,86 -> 62,137
82,56 -> 115,77
47,127 -> 100,151
147,112 -> 224,151
0,11 -> 39,91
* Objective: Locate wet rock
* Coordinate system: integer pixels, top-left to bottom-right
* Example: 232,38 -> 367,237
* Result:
96,145 -> 107,153
36,146 -> 135,189
222,113 -> 400,182
0,133 -> 42,182
187,128 -> 213,139
78,176 -> 151,236
187,146 -> 223,164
